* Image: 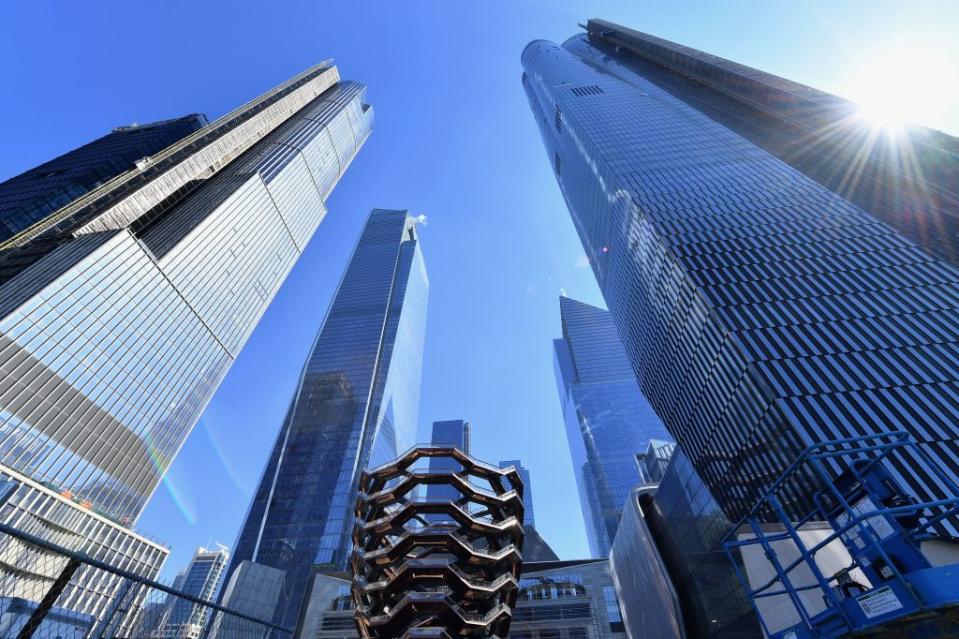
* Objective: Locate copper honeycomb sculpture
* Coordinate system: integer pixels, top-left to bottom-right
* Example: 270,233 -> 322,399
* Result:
351,445 -> 525,639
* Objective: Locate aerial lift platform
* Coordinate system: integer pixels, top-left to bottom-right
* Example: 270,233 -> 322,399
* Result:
724,432 -> 959,638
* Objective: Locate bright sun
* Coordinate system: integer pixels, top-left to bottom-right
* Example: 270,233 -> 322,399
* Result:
847,42 -> 956,134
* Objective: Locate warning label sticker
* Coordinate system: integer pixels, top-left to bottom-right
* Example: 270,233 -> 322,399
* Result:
857,586 -> 903,619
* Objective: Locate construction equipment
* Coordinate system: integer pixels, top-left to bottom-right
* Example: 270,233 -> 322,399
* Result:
724,432 -> 959,638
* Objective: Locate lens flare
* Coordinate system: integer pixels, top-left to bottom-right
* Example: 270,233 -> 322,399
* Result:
847,41 -> 957,135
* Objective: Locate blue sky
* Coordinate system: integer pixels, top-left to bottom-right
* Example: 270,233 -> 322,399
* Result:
1,1 -> 957,581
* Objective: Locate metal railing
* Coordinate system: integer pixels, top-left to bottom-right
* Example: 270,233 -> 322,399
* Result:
0,520 -> 292,639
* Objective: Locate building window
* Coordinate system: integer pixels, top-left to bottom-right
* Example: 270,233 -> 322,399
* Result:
571,84 -> 604,97
554,105 -> 563,133
603,585 -> 625,632
554,152 -> 561,175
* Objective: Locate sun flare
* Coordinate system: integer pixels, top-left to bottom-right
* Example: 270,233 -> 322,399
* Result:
847,42 -> 957,134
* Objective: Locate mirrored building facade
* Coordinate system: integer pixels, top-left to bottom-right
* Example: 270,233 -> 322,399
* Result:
0,61 -> 372,524
553,296 -> 672,557
228,209 -> 428,630
640,448 -> 760,638
574,20 -> 959,270
0,60 -> 371,629
500,459 -> 535,527
426,419 -> 471,515
525,21 -> 959,528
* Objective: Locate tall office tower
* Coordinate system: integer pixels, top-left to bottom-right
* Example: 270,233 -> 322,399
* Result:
157,546 -> 230,639
499,459 -> 534,527
524,22 -> 959,527
0,60 -> 371,628
576,21 -> 959,269
639,439 -> 676,484
229,209 -> 428,630
426,419 -> 471,516
429,419 -> 471,451
0,115 -> 206,242
207,560 -> 285,639
499,458 -> 561,562
553,296 -> 672,557
0,60 -> 371,525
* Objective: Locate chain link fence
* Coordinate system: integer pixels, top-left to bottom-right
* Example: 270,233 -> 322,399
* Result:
0,521 -> 291,639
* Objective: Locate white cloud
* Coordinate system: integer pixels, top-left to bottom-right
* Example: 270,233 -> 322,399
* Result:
574,254 -> 590,269
413,214 -> 428,226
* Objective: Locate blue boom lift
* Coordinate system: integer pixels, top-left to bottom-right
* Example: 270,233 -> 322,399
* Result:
724,432 -> 959,638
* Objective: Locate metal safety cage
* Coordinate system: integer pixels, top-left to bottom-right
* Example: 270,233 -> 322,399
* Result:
351,445 -> 525,639
723,432 -> 959,639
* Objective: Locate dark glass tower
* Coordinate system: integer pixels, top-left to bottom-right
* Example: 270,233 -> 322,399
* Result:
498,459 -> 534,527
553,297 -> 671,557
0,115 -> 206,242
577,20 -> 959,269
428,419 -> 470,451
426,419 -> 471,512
524,22 -> 959,526
228,209 -> 429,629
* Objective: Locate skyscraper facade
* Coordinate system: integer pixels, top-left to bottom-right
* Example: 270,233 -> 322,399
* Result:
157,546 -> 229,639
524,21 -> 959,526
0,115 -> 206,242
0,60 -> 371,630
553,296 -> 672,557
428,419 -> 470,451
0,60 -> 372,525
426,419 -> 471,514
228,209 -> 428,629
498,458 -> 561,562
576,20 -> 959,270
499,459 -> 535,527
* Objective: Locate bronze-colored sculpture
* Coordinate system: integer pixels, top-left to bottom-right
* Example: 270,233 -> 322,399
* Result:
351,446 -> 525,639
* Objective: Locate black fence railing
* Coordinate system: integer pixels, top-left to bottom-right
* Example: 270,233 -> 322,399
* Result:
0,521 -> 292,638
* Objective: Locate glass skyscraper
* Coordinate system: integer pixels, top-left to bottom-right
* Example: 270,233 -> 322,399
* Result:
568,21 -> 959,270
0,114 -> 206,242
0,61 -> 372,525
524,20 -> 959,526
499,459 -> 534,527
0,60 -> 371,629
553,296 -> 672,557
498,458 -> 561,562
428,419 -> 471,451
228,209 -> 428,630
157,546 -> 229,638
426,419 -> 471,514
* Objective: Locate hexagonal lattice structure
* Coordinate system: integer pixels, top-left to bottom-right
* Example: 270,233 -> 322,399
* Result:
351,445 -> 525,639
